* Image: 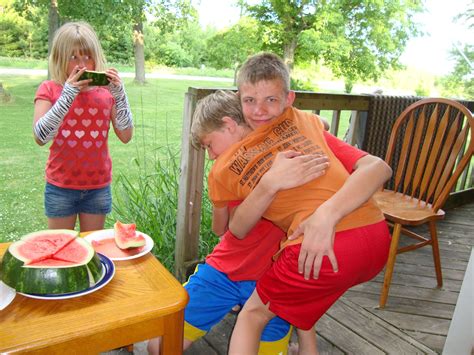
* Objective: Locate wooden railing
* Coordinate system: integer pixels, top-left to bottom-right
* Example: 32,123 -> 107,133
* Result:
174,88 -> 473,281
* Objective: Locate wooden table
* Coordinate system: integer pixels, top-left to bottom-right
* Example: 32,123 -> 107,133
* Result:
0,242 -> 189,354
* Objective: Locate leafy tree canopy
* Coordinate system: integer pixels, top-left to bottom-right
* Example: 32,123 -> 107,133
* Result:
439,5 -> 473,99
245,0 -> 423,84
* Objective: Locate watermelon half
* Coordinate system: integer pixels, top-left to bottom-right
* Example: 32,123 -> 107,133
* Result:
1,230 -> 102,295
114,221 -> 146,249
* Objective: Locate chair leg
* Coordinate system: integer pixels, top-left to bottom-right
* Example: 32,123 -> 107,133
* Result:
379,223 -> 401,308
428,221 -> 443,288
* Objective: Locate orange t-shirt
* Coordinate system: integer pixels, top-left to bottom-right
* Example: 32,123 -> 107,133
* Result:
208,107 -> 384,247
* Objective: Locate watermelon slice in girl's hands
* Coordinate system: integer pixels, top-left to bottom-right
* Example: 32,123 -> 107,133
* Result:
114,221 -> 146,249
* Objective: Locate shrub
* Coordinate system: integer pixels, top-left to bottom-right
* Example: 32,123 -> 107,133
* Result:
110,146 -> 218,272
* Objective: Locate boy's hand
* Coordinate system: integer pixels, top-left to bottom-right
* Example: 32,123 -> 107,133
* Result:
261,151 -> 329,193
289,211 -> 339,280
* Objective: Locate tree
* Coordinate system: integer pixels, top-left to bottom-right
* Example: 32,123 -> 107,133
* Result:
47,0 -> 59,55
205,17 -> 263,72
245,0 -> 423,87
145,0 -> 201,68
12,0 -> 198,83
439,5 -> 473,99
1,0 -> 47,58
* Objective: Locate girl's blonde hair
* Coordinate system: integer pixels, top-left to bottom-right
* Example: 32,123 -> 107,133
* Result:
49,21 -> 107,84
191,90 -> 245,149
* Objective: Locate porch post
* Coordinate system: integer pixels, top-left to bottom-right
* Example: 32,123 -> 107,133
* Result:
175,90 -> 205,282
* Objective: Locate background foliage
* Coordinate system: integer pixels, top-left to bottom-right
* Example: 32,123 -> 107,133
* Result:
0,0 -> 471,98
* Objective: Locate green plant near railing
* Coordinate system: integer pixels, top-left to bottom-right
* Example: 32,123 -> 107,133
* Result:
110,146 -> 218,272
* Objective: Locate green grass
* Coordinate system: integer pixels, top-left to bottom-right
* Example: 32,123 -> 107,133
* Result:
0,74 -> 233,244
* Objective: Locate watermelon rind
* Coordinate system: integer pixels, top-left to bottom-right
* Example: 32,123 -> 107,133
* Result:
79,70 -> 109,86
1,232 -> 103,295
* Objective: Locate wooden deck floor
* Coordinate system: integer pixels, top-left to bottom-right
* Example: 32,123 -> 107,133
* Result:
109,201 -> 473,354
184,201 -> 473,355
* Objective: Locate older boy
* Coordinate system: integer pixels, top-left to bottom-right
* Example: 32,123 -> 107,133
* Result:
204,53 -> 392,354
189,90 -> 378,354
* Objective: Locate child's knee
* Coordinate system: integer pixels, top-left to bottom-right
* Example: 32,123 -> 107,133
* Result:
147,336 -> 193,354
147,337 -> 161,355
240,302 -> 274,325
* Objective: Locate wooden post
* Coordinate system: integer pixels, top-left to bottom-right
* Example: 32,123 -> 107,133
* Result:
174,91 -> 205,282
344,110 -> 368,147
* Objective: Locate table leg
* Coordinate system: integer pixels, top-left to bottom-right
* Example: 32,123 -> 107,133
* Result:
160,310 -> 185,355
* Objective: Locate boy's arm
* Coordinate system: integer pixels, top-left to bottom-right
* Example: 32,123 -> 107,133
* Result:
212,205 -> 229,236
228,151 -> 329,239
290,154 -> 392,279
228,131 -> 355,239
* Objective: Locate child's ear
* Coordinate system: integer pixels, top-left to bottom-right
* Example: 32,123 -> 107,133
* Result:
222,116 -> 238,131
286,90 -> 296,107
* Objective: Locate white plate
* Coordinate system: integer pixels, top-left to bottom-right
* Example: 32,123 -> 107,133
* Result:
0,281 -> 16,310
19,254 -> 115,300
84,229 -> 154,261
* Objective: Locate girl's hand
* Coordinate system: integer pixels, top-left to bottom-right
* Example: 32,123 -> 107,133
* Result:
289,210 -> 339,280
66,66 -> 91,90
106,68 -> 122,87
261,151 -> 329,194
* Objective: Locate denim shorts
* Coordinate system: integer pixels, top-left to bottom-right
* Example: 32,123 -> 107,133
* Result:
44,182 -> 112,217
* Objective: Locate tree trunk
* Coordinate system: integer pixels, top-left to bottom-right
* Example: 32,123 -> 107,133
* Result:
48,0 -> 60,80
283,39 -> 297,73
133,21 -> 146,84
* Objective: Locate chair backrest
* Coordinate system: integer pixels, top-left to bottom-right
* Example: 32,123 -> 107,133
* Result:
384,98 -> 474,212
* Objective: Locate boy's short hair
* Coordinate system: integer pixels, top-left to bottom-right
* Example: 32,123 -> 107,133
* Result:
237,52 -> 290,93
191,90 -> 245,149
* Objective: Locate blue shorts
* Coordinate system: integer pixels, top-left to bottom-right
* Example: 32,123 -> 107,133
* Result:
184,263 -> 291,345
44,182 -> 112,218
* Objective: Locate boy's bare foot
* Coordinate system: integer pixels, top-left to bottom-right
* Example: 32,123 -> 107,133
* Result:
231,305 -> 241,313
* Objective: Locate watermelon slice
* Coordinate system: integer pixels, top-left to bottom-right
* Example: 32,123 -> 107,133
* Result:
1,230 -> 102,295
78,70 -> 109,86
114,221 -> 146,249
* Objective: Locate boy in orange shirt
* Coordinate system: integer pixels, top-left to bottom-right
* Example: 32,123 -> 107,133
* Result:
200,53 -> 392,354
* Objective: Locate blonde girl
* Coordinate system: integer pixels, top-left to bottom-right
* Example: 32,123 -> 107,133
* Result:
33,21 -> 133,232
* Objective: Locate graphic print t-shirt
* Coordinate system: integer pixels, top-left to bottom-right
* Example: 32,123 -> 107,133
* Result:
35,81 -> 115,189
208,107 -> 384,246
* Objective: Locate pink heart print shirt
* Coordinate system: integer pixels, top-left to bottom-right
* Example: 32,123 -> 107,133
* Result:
35,81 -> 115,190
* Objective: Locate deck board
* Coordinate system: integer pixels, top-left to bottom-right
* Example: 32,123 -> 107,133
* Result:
183,201 -> 473,354
111,201 -> 472,354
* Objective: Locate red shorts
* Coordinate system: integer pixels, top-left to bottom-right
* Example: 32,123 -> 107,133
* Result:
256,220 -> 391,330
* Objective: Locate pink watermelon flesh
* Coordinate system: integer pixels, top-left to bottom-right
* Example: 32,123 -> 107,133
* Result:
29,259 -> 76,266
51,239 -> 92,264
11,235 -> 94,268
114,221 -> 146,249
13,232 -> 76,264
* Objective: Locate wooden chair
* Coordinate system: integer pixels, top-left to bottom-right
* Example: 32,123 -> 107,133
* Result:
373,98 -> 473,308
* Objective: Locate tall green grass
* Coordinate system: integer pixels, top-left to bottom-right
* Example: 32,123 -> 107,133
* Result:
111,146 -> 218,271
0,74 -> 233,244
